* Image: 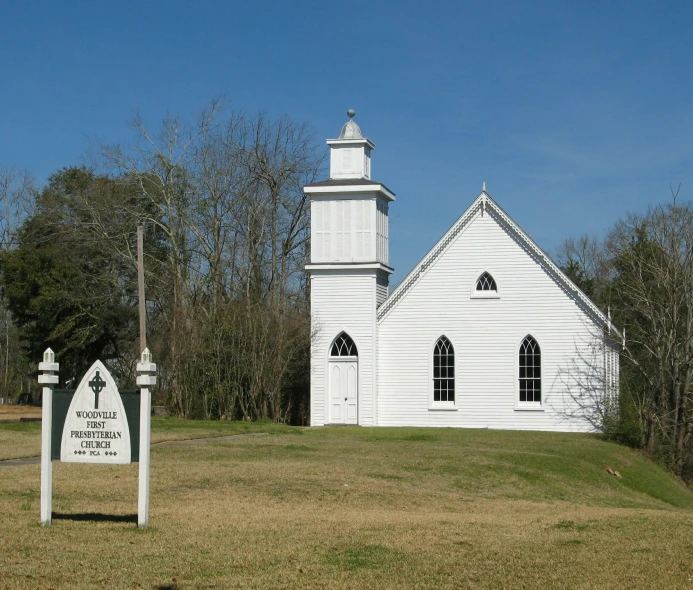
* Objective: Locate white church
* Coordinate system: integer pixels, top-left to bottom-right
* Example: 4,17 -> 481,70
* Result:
305,112 -> 620,432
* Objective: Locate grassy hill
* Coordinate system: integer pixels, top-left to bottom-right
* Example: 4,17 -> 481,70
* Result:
1,421 -> 692,588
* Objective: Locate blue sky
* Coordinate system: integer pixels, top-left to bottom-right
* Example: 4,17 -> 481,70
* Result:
1,0 -> 691,285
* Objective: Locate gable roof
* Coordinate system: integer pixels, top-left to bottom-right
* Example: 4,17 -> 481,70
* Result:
377,191 -> 621,339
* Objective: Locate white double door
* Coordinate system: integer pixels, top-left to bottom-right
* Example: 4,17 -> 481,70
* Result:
329,359 -> 358,424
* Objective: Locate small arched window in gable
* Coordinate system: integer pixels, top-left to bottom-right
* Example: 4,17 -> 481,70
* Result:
330,332 -> 358,357
519,335 -> 541,403
433,336 -> 455,402
476,272 -> 497,292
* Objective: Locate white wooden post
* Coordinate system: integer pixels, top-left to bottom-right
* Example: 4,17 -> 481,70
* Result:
136,348 -> 156,528
38,348 -> 59,526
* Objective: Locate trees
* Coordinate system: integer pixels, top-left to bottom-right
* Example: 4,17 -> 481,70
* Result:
0,168 -> 139,384
558,197 -> 693,478
555,234 -> 605,300
605,203 -> 693,475
0,166 -> 35,401
0,104 -> 324,422
96,103 -> 324,420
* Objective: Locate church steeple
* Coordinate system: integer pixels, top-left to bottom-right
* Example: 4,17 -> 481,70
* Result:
303,110 -> 396,427
328,110 -> 375,180
304,110 -> 394,272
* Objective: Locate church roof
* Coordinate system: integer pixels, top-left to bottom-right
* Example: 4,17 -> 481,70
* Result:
377,191 -> 620,338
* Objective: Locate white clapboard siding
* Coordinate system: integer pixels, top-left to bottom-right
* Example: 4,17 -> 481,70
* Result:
311,272 -> 377,426
377,205 -> 608,432
376,275 -> 389,307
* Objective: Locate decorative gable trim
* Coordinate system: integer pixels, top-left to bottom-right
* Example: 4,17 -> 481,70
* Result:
377,195 -> 483,319
486,195 -> 619,336
377,192 -> 621,339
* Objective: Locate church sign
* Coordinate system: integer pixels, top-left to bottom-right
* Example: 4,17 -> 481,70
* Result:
39,349 -> 157,528
59,361 -> 132,463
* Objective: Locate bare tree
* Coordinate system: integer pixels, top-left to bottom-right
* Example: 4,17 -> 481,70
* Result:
604,195 -> 693,474
0,166 -> 35,401
92,102 -> 324,420
554,234 -> 607,300
0,166 -> 35,250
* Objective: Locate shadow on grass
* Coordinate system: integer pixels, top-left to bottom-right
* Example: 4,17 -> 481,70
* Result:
52,512 -> 137,524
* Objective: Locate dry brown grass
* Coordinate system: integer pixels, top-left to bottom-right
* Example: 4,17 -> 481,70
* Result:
0,419 -> 42,460
0,405 -> 42,420
1,425 -> 693,588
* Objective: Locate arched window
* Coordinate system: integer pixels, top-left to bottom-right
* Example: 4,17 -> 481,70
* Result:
433,336 -> 454,402
330,332 -> 357,357
519,336 -> 541,403
476,272 -> 497,292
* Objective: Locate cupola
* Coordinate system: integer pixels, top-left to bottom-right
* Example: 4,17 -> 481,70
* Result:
327,110 -> 375,180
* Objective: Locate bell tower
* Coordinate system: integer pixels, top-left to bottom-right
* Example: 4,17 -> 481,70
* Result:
304,111 -> 395,426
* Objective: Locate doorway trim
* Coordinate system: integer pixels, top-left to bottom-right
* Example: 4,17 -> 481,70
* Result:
327,332 -> 358,424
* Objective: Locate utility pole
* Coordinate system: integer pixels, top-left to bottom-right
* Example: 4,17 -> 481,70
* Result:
137,225 -> 146,353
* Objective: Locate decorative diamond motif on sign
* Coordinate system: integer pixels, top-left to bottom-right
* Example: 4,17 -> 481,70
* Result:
88,370 -> 107,409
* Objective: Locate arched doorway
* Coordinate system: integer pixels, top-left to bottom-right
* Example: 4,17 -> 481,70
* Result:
328,332 -> 358,424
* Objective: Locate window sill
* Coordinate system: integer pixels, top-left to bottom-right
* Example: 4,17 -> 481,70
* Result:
470,292 -> 500,299
514,403 -> 543,411
428,406 -> 458,411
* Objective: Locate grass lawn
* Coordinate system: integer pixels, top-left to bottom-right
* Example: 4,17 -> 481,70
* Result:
1,421 -> 693,588
0,416 -> 286,461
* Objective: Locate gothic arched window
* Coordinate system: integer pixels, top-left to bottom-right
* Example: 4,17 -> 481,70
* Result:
433,336 -> 455,402
330,332 -> 358,357
476,272 -> 497,292
519,335 -> 541,403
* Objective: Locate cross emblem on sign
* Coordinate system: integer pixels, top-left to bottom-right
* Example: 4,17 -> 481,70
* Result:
88,370 -> 106,409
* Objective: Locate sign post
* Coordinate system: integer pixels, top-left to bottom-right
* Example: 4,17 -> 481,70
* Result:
39,348 -> 59,526
136,348 -> 156,528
